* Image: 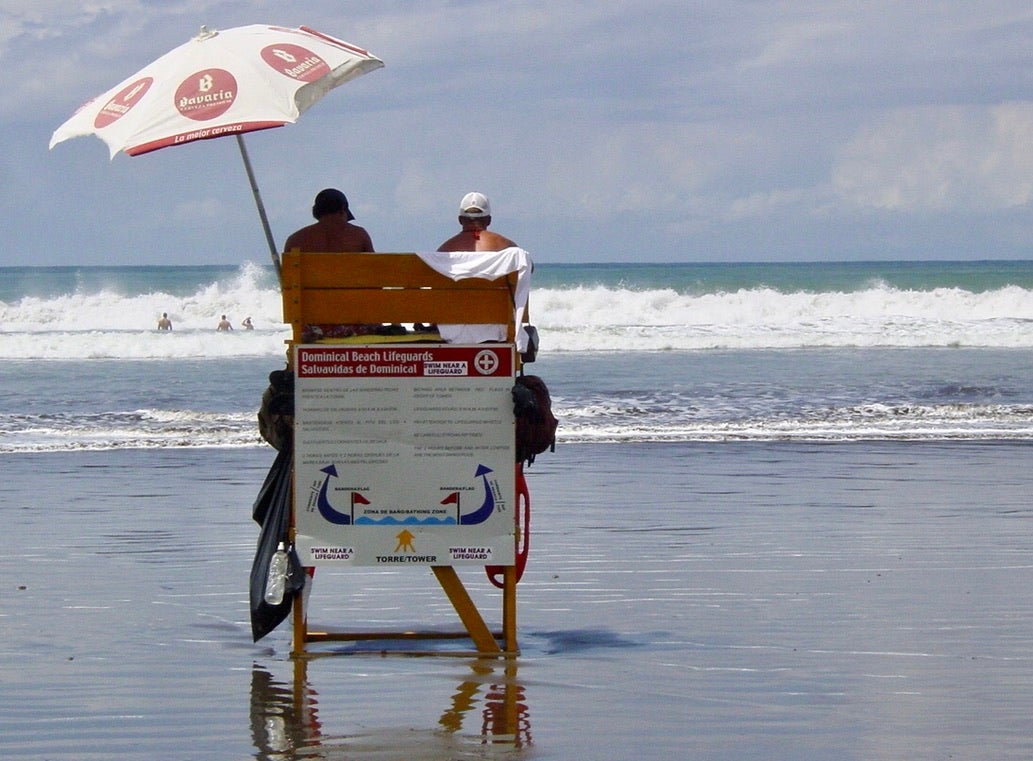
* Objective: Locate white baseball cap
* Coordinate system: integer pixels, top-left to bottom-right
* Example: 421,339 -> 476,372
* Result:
459,191 -> 491,218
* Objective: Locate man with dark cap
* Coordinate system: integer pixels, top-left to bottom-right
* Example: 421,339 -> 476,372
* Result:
283,188 -> 375,253
280,188 -> 391,340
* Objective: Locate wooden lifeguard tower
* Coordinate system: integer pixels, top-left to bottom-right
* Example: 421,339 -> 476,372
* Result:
279,250 -> 532,657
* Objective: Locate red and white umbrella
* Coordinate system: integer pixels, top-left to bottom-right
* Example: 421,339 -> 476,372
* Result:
49,23 -> 384,271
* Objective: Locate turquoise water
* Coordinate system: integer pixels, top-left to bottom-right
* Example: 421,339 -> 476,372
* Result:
5,259 -> 1033,302
533,259 -> 1033,293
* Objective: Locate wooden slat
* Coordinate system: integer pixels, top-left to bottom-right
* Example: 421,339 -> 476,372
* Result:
283,251 -> 517,289
432,566 -> 502,653
285,288 -> 512,326
286,252 -> 466,288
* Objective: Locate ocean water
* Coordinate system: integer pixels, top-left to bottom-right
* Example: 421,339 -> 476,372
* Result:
3,259 -> 1033,452
3,259 -> 1033,759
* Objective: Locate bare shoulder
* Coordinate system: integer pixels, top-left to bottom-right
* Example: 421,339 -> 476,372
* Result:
437,233 -> 468,252
283,223 -> 318,252
484,231 -> 517,249
353,225 -> 375,252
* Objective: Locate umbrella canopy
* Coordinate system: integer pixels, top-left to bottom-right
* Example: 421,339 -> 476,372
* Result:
50,24 -> 383,157
49,24 -> 383,267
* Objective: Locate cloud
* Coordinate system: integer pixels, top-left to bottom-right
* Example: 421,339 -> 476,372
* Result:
12,2 -> 1033,264
170,195 -> 229,224
738,17 -> 851,70
832,102 -> 1033,212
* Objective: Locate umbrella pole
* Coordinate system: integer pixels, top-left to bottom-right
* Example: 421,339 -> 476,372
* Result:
236,135 -> 281,279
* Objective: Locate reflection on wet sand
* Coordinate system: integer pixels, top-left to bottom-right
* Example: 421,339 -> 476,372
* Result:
250,658 -> 531,759
250,665 -> 314,759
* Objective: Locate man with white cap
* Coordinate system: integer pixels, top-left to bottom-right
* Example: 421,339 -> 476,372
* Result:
437,191 -> 517,252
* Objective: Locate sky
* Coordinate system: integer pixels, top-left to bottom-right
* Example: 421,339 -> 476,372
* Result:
3,0 -> 1033,266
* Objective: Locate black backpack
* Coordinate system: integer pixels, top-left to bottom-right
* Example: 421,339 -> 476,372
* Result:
513,374 -> 558,465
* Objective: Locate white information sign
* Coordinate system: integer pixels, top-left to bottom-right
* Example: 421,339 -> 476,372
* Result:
293,344 -> 516,567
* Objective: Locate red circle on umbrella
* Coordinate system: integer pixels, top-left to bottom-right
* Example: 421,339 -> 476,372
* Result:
261,44 -> 330,82
94,77 -> 153,129
174,69 -> 238,121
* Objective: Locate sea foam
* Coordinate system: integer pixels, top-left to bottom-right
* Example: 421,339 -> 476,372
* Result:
3,265 -> 1033,359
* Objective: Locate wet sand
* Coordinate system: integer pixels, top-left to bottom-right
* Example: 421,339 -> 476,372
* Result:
3,442 -> 1033,760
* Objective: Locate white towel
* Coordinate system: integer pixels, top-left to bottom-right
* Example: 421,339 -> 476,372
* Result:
414,248 -> 533,351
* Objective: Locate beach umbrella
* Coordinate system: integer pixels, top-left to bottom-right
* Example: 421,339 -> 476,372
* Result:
49,23 -> 384,274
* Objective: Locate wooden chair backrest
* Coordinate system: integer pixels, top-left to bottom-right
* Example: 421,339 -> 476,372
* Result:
280,251 -> 520,342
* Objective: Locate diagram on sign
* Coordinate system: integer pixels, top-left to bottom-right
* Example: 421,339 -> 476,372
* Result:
440,464 -> 502,525
310,462 -> 503,525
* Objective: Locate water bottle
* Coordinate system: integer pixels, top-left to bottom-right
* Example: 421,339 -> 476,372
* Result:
264,543 -> 289,605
